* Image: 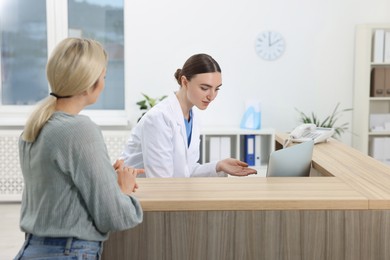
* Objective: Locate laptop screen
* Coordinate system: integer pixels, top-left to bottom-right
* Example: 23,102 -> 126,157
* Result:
266,140 -> 314,177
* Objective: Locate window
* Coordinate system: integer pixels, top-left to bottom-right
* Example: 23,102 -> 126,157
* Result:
0,0 -> 48,106
68,0 -> 124,110
0,0 -> 126,125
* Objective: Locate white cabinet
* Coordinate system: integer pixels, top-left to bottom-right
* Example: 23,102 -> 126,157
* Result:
352,24 -> 390,163
199,128 -> 275,175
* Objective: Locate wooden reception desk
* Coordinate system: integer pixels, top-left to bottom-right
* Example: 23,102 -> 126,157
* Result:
102,134 -> 390,260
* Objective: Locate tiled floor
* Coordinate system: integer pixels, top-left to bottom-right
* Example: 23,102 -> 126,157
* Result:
0,203 -> 24,260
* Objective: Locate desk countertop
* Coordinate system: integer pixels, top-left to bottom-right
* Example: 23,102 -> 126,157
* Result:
132,134 -> 390,211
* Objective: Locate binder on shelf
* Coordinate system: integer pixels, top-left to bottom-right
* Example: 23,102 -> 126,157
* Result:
209,136 -> 232,162
255,135 -> 261,166
386,68 -> 390,97
369,113 -> 390,131
370,137 -> 385,161
384,138 -> 390,165
371,67 -> 386,97
244,135 -> 255,166
220,137 -> 231,159
209,137 -> 220,162
373,29 -> 385,63
385,31 -> 390,63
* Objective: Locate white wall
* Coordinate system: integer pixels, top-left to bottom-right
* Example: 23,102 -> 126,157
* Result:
124,0 -> 390,144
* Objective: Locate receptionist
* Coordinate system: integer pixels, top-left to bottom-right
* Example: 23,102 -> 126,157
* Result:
121,54 -> 257,178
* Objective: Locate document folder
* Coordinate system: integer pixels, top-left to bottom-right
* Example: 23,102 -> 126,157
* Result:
244,135 -> 255,166
371,67 -> 386,97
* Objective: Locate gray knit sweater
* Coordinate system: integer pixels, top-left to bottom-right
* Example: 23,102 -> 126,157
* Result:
18,112 -> 143,241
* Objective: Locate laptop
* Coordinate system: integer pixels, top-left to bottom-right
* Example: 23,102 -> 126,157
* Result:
266,140 -> 314,177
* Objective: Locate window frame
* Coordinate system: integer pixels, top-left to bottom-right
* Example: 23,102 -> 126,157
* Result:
0,0 -> 128,126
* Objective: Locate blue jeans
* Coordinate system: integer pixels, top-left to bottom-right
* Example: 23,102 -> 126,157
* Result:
14,234 -> 103,260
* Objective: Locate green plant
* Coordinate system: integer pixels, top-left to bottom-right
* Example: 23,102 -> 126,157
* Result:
295,103 -> 352,138
136,93 -> 167,122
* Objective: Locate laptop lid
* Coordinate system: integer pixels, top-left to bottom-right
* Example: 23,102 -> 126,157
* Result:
266,140 -> 314,177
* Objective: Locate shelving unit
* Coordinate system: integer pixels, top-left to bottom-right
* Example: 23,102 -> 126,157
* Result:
199,128 -> 275,175
352,24 -> 390,162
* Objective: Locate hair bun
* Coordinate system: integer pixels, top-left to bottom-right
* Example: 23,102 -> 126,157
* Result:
174,69 -> 182,84
174,69 -> 181,79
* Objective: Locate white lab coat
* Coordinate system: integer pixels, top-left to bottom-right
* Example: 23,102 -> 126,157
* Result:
121,92 -> 220,178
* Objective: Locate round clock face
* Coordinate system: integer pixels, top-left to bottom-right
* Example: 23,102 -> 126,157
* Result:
255,31 -> 285,61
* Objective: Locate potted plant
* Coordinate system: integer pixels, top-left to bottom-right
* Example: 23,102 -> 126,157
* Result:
295,103 -> 352,139
136,93 -> 167,122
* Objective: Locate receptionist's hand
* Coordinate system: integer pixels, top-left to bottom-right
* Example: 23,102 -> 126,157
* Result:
216,158 -> 257,177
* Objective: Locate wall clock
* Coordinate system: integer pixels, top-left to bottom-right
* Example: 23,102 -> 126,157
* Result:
255,31 -> 285,61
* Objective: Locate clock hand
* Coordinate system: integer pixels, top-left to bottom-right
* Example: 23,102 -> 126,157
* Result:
268,32 -> 271,46
270,39 -> 282,46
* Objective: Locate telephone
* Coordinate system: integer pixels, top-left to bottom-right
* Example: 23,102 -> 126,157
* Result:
284,123 -> 335,147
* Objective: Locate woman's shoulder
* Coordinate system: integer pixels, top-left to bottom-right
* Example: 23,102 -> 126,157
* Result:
141,95 -> 175,119
50,112 -> 95,126
48,112 -> 101,139
141,107 -> 173,127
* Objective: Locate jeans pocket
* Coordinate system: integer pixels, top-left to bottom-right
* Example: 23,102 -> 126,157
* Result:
81,252 -> 98,260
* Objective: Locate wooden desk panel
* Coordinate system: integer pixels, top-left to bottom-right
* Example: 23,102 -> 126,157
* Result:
276,133 -> 390,208
134,177 -> 367,211
102,134 -> 390,260
103,210 -> 390,260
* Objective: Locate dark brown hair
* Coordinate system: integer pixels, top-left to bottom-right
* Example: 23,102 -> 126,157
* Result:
174,54 -> 221,86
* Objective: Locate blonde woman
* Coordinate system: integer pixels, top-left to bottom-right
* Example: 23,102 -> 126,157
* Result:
14,38 -> 143,260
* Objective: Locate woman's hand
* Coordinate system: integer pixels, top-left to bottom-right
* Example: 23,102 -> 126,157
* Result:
113,159 -> 145,195
216,158 -> 257,177
113,159 -> 124,171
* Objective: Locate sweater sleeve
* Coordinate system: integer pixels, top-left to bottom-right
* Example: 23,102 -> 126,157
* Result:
66,121 -> 143,233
